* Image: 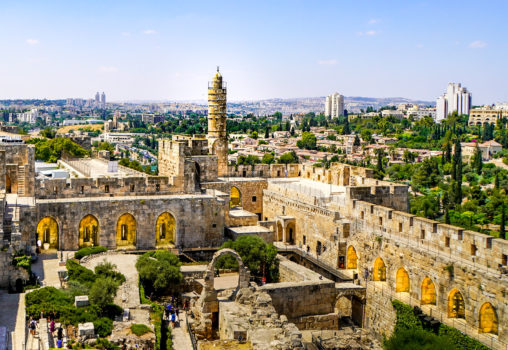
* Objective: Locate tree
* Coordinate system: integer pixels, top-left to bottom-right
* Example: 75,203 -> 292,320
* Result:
453,139 -> 463,205
264,128 -> 269,138
296,131 -> 317,150
353,134 -> 361,147
471,144 -> 483,175
89,277 -> 119,309
250,131 -> 258,139
261,153 -> 275,164
279,151 -> 298,164
403,150 -> 417,163
136,251 -> 183,297
375,149 -> 385,175
342,118 -> 351,135
412,158 -> 441,191
217,235 -> 279,282
360,129 -> 372,143
501,197 -> 506,240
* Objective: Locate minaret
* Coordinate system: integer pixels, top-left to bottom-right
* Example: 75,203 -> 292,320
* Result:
207,67 -> 228,176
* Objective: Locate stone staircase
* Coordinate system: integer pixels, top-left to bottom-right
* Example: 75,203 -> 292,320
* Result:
17,167 -> 25,196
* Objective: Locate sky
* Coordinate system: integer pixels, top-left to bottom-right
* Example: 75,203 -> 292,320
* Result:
0,0 -> 507,104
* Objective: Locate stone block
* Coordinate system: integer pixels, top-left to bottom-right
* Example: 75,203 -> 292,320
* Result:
75,295 -> 89,307
78,322 -> 94,337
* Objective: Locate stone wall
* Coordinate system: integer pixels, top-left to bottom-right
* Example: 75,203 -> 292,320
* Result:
202,178 -> 267,218
35,176 -> 178,199
29,194 -> 227,250
260,258 -> 337,320
0,144 -> 35,196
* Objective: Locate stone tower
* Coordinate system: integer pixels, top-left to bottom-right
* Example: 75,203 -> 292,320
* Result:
207,67 -> 228,176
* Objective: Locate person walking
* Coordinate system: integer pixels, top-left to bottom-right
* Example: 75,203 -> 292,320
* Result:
49,320 -> 55,335
29,318 -> 37,336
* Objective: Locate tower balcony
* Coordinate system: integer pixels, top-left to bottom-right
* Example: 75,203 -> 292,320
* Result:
208,81 -> 227,90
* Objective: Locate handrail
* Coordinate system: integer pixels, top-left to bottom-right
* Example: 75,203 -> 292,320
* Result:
185,312 -> 198,350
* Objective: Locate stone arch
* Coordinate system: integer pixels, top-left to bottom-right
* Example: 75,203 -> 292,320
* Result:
6,174 -> 11,193
276,221 -> 283,242
346,246 -> 358,269
79,214 -> 99,248
421,277 -> 436,305
116,213 -> 136,248
286,221 -> 295,244
335,295 -> 352,317
373,257 -> 386,281
156,212 -> 176,247
479,302 -> 498,334
197,249 -> 251,337
395,267 -> 409,293
447,288 -> 465,319
230,186 -> 241,208
37,217 -> 59,250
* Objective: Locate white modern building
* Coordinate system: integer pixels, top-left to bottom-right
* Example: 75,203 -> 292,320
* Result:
436,83 -> 472,122
17,108 -> 39,124
325,92 -> 345,118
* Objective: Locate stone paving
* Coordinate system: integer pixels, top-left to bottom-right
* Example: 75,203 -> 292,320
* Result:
171,311 -> 193,350
82,253 -> 140,309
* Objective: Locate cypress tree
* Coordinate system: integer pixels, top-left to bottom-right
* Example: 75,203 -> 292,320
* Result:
472,145 -> 483,175
453,139 -> 462,205
500,200 -> 506,240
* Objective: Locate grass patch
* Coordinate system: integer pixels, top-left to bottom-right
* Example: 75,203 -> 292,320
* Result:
130,324 -> 153,337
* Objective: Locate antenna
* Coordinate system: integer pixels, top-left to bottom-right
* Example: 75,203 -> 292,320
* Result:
217,66 -> 220,72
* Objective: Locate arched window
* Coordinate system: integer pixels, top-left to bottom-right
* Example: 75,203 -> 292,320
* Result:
373,257 -> 386,281
479,303 -> 498,334
396,268 -> 409,293
230,186 -> 241,208
421,277 -> 436,305
37,217 -> 58,250
79,215 -> 99,248
116,213 -> 136,248
347,246 -> 358,269
156,212 -> 176,247
447,289 -> 465,318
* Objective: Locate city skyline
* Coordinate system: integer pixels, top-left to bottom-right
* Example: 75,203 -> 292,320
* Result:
1,0 -> 507,104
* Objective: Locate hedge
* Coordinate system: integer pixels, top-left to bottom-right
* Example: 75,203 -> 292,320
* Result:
74,246 -> 108,260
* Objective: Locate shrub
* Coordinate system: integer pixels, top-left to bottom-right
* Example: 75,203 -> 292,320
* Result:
89,277 -> 120,308
136,251 -> 182,297
391,300 -> 422,333
438,324 -> 489,350
100,303 -> 123,319
66,260 -> 96,287
384,328 -> 456,350
74,246 -> 107,260
94,261 -> 126,284
94,317 -> 114,337
13,255 -> 32,275
130,324 -> 152,337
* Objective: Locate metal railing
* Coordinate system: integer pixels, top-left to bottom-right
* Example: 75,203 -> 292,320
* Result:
185,312 -> 198,350
369,282 -> 508,350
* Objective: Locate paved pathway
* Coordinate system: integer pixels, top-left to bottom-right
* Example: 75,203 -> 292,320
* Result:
82,253 -> 140,308
171,311 -> 193,350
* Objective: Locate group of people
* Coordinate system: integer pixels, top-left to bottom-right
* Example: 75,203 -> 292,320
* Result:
164,296 -> 190,328
28,310 -> 64,348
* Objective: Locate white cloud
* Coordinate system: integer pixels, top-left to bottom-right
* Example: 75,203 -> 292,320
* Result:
368,19 -> 379,24
358,30 -> 377,36
317,59 -> 338,65
99,66 -> 119,73
26,39 -> 39,45
143,29 -> 158,35
469,40 -> 487,49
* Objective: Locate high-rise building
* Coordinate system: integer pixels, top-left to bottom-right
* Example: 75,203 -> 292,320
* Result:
95,92 -> 100,105
207,67 -> 228,176
101,92 -> 106,107
325,92 -> 344,118
436,83 -> 471,122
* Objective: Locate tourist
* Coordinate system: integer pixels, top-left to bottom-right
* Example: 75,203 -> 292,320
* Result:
29,318 -> 37,336
174,313 -> 179,328
170,313 -> 176,328
49,320 -> 55,335
184,299 -> 189,311
56,339 -> 63,348
57,326 -> 63,340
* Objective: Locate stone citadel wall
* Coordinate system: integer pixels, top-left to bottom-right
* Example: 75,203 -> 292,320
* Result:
24,194 -> 227,250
